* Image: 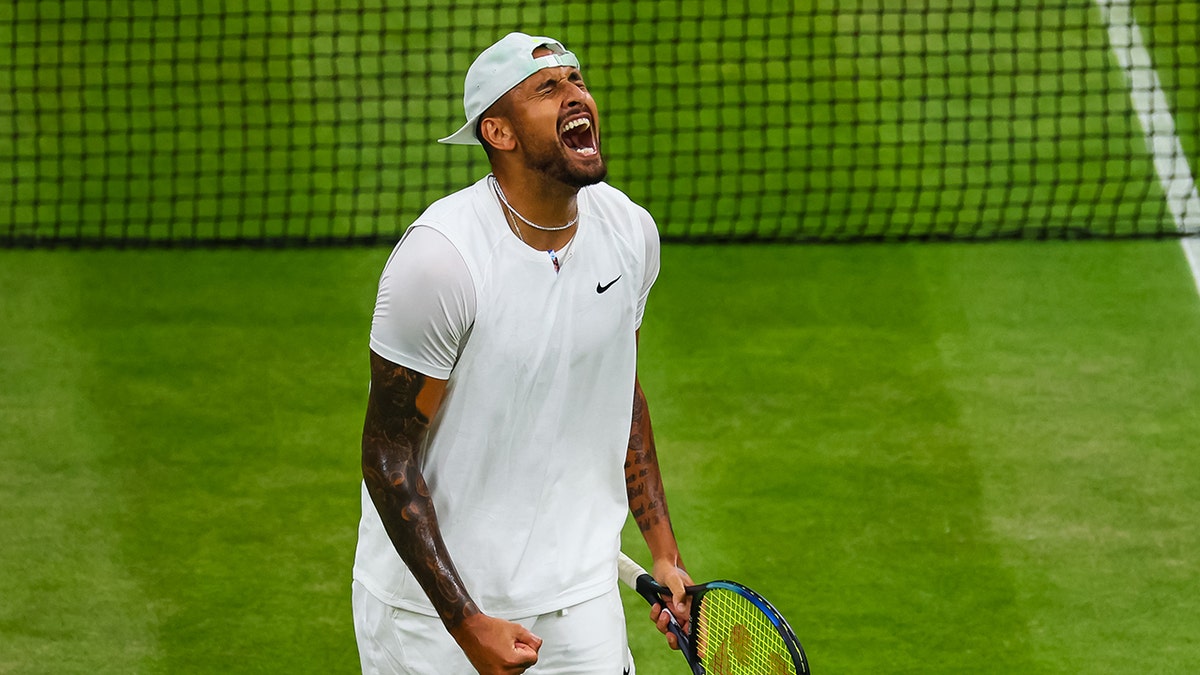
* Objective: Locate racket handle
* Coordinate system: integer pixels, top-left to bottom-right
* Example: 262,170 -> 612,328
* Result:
616,551 -> 648,589
617,553 -> 701,674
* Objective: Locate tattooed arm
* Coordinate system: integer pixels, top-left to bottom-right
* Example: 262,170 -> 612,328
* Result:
626,375 -> 685,570
362,350 -> 541,673
625,337 -> 693,649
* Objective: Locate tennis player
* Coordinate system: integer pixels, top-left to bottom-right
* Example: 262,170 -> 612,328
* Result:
353,32 -> 691,674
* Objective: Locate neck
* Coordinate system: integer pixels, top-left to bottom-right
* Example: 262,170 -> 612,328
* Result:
490,167 -> 579,230
490,170 -> 580,251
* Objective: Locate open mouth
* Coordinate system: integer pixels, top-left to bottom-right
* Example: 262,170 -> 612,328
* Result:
560,116 -> 599,157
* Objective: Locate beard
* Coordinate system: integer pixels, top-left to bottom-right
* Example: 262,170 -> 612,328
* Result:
520,131 -> 608,188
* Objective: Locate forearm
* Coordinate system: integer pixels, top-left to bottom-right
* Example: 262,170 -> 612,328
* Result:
625,377 -> 684,568
361,354 -> 477,629
362,445 -> 479,628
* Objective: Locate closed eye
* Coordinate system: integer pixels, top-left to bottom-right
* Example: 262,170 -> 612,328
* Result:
532,70 -> 587,96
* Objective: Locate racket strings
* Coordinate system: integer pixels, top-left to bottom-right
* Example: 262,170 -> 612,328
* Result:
695,589 -> 799,674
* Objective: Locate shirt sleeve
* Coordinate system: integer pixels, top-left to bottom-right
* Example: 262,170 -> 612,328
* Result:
634,205 -> 661,328
369,225 -> 476,379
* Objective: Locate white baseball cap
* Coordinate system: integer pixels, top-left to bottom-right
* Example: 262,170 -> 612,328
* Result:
438,32 -> 581,146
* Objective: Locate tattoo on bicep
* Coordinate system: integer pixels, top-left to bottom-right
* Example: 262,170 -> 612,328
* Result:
364,356 -> 429,452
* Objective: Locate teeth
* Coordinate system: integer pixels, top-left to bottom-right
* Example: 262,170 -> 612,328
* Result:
573,146 -> 597,156
560,118 -> 591,134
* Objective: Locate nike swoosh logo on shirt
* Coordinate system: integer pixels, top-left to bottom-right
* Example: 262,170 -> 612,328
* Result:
597,276 -> 621,293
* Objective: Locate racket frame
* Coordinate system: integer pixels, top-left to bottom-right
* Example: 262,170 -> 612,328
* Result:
617,552 -> 810,674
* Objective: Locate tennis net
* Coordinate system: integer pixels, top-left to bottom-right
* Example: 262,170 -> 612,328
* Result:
2,0 -> 1198,246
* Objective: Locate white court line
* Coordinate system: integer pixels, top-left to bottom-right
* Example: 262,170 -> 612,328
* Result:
1094,0 -> 1200,294
1184,239 -> 1200,297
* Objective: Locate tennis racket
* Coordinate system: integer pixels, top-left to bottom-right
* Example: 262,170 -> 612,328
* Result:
618,552 -> 810,675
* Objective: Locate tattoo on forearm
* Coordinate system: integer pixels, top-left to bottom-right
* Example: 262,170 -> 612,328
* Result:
361,353 -> 478,627
625,382 -> 671,535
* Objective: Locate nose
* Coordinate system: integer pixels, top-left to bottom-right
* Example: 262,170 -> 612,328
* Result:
563,83 -> 586,108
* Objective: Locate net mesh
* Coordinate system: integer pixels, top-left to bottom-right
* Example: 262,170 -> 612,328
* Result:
2,0 -> 1198,247
695,585 -> 804,675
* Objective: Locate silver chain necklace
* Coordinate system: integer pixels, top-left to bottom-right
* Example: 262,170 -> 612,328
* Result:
501,198 -> 526,243
490,174 -> 579,232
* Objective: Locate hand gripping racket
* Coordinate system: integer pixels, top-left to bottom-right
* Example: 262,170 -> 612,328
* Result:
618,552 -> 810,675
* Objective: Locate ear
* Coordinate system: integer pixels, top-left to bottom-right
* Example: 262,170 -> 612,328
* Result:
479,116 -> 517,152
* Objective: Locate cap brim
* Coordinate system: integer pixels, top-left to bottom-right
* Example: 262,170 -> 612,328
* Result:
438,117 -> 481,145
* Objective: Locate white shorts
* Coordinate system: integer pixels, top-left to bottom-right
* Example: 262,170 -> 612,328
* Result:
352,581 -> 636,675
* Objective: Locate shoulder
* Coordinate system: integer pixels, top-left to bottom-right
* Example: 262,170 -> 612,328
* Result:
582,182 -> 655,230
405,177 -> 504,281
581,181 -> 638,211
418,177 -> 494,228
380,226 -> 470,295
582,182 -> 658,246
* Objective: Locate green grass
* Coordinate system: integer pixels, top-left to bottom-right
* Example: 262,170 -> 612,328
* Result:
3,2 -> 1198,672
3,241 -> 1200,672
0,250 -> 375,673
630,241 -> 1200,672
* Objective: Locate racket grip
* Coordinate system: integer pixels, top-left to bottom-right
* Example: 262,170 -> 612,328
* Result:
635,577 -> 700,673
617,554 -> 702,675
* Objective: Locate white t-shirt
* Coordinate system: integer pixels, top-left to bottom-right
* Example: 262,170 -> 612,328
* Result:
354,175 -> 660,619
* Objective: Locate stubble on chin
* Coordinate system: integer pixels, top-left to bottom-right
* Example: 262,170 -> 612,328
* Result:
520,131 -> 607,188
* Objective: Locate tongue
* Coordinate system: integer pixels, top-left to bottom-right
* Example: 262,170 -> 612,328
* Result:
562,125 -> 592,151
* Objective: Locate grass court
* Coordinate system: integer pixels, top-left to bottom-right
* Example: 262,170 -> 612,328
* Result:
2,0 -> 1200,672
3,241 -> 1200,672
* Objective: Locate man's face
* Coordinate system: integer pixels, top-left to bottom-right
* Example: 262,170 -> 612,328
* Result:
506,59 -> 607,188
